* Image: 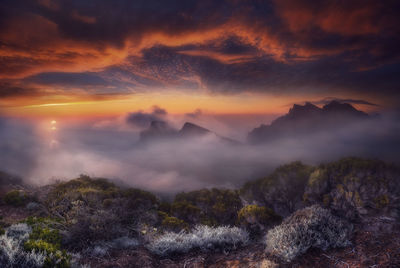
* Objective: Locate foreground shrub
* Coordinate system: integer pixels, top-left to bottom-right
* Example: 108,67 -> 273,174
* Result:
23,217 -> 71,267
0,223 -> 45,267
238,205 -> 281,238
3,190 -> 29,206
172,188 -> 242,226
87,236 -> 139,257
160,215 -> 189,232
265,205 -> 352,262
238,205 -> 281,226
46,175 -> 158,249
147,225 -> 249,256
240,162 -> 313,216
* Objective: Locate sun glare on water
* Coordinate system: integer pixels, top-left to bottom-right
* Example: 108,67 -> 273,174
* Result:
48,120 -> 59,148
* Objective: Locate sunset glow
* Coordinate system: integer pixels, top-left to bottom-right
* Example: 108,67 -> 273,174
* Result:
1,2 -> 400,265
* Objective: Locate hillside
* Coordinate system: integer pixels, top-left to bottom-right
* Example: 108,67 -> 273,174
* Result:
0,157 -> 399,267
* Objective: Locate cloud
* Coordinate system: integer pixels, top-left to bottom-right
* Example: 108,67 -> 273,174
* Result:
312,98 -> 379,106
126,106 -> 168,129
26,72 -> 108,87
0,110 -> 399,194
0,82 -> 39,98
152,105 -> 167,116
185,109 -> 202,118
0,0 -> 399,106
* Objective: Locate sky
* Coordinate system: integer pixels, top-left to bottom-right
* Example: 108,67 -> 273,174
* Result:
1,0 -> 400,192
1,0 -> 399,118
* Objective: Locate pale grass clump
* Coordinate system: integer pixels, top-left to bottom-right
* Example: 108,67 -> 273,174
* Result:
0,223 -> 45,268
88,236 -> 139,257
147,225 -> 249,256
265,205 -> 352,262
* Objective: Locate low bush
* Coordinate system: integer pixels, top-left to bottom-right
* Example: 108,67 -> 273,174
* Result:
87,236 -> 139,257
3,190 -> 29,206
265,205 -> 352,262
172,189 -> 242,226
147,225 -> 249,256
0,223 -> 46,267
238,205 -> 281,238
240,162 -> 313,216
238,205 -> 281,226
23,217 -> 71,267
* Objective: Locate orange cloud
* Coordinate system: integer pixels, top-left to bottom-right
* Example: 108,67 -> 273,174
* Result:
275,0 -> 381,36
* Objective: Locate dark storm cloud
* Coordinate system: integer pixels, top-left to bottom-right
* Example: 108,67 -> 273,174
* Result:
0,0 -> 399,100
26,72 -> 108,87
0,81 -> 40,98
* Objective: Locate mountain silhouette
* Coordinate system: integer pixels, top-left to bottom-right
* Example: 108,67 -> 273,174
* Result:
248,101 -> 369,144
139,121 -> 239,144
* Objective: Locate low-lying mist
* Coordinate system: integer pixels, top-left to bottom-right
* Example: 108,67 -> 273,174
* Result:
1,112 -> 399,194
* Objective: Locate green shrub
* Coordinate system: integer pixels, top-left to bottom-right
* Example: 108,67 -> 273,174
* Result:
24,239 -> 70,268
238,205 -> 281,225
238,205 -> 281,238
374,195 -> 389,209
122,188 -> 158,208
161,216 -> 188,232
240,162 -> 313,216
3,190 -> 28,206
172,188 -> 242,226
22,216 -> 71,268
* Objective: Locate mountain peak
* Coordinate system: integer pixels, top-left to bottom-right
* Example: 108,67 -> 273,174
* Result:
287,102 -> 322,118
322,101 -> 368,116
179,122 -> 210,137
139,120 -> 177,142
248,100 -> 369,144
149,120 -> 169,130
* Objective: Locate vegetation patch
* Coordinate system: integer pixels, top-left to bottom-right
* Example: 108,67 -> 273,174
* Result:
147,225 -> 249,256
374,195 -> 389,209
23,217 -> 71,268
171,188 -> 242,226
160,213 -> 189,232
3,190 -> 29,206
265,205 -> 352,262
238,205 -> 281,226
240,162 -> 313,216
0,223 -> 45,267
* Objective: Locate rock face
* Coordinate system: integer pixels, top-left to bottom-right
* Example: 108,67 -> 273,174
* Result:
248,101 -> 369,144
